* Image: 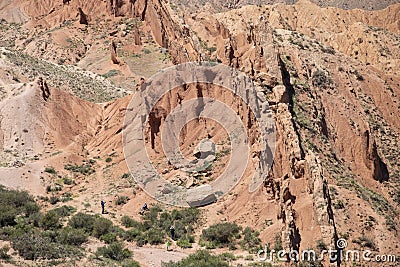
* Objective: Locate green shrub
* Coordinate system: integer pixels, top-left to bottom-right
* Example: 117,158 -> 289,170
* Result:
105,157 -> 112,163
273,234 -> 283,251
101,69 -> 120,78
312,69 -> 333,89
68,212 -> 96,233
49,195 -> 60,205
145,228 -> 165,245
0,186 -> 40,227
240,227 -> 262,253
163,250 -> 229,267
245,255 -> 254,260
123,207 -> 201,247
123,228 -> 142,242
121,215 -> 141,228
64,163 -> 95,175
63,177 -> 74,185
316,239 -> 327,251
220,252 -> 235,261
40,211 -> 61,230
116,195 -> 129,205
121,259 -> 141,267
92,217 -> 113,238
247,262 -> 273,267
12,231 -> 81,260
200,222 -> 241,248
100,232 -> 118,244
121,173 -> 131,179
0,245 -> 10,260
56,227 -> 88,246
353,236 -> 376,249
51,205 -> 76,217
177,239 -> 193,248
96,242 -> 132,261
44,167 -> 57,174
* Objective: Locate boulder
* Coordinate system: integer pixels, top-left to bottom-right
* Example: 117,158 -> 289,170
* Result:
193,139 -> 216,159
186,184 -> 217,207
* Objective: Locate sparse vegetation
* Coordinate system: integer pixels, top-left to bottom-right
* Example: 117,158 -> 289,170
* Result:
116,195 -> 129,205
163,250 -> 229,267
101,69 -> 120,78
121,173 -> 131,179
0,245 -> 10,261
316,239 -> 327,251
353,69 -> 364,81
352,236 -> 376,250
3,50 -> 127,102
44,166 -> 57,174
333,199 -> 345,209
273,234 -> 283,251
321,46 -> 335,54
312,69 -> 333,89
240,227 -> 262,253
64,163 -> 95,175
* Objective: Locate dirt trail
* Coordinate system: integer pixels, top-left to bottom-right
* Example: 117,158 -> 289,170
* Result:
130,247 -> 189,267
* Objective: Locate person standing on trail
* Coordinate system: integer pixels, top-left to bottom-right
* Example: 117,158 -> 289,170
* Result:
101,200 -> 106,214
166,240 -> 171,251
169,225 -> 175,240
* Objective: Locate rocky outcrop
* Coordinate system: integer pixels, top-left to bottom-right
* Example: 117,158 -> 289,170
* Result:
78,7 -> 88,25
279,178 -> 301,255
363,129 -> 390,182
133,25 -> 141,45
193,139 -> 216,159
306,152 -> 339,258
110,41 -> 121,64
148,106 -> 167,149
37,77 -> 50,101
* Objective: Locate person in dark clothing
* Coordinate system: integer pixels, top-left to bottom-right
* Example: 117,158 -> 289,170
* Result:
101,200 -> 106,214
139,202 -> 148,215
170,225 -> 175,240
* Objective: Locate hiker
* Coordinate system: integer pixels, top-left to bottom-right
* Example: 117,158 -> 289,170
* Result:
166,240 -> 171,251
101,200 -> 106,214
169,225 -> 175,240
139,202 -> 148,215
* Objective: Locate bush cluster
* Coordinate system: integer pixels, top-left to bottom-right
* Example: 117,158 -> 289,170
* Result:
200,222 -> 242,249
68,212 -> 123,242
95,242 -> 132,261
199,223 -> 262,252
121,206 -> 201,247
312,69 -> 333,89
64,163 -> 95,175
0,185 -> 40,227
163,250 -> 229,267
